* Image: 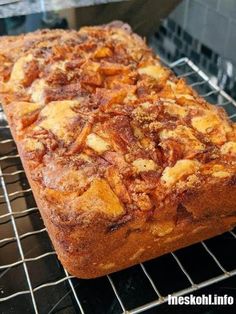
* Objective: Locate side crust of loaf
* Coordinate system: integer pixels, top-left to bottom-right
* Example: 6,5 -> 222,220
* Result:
0,22 -> 236,278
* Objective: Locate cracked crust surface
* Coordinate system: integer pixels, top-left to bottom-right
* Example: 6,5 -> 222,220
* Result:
0,22 -> 236,278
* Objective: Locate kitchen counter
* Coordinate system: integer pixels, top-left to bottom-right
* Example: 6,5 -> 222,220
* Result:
0,0 -> 127,18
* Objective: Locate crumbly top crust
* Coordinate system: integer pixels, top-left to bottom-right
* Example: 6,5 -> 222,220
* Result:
0,22 -> 235,222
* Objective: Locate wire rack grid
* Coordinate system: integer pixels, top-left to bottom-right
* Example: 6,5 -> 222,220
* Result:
0,57 -> 236,314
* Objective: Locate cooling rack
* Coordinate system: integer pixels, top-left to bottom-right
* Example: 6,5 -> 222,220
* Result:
0,57 -> 236,314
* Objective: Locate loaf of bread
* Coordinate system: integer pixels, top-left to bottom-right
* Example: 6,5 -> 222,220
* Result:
0,22 -> 236,278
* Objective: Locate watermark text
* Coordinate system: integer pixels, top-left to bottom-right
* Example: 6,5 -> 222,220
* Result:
168,294 -> 234,305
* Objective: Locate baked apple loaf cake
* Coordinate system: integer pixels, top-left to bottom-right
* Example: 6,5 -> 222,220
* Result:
0,22 -> 235,278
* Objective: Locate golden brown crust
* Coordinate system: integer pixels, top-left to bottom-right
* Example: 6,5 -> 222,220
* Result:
0,22 -> 236,278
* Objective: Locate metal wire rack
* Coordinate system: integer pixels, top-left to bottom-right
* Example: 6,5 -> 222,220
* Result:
0,57 -> 236,314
